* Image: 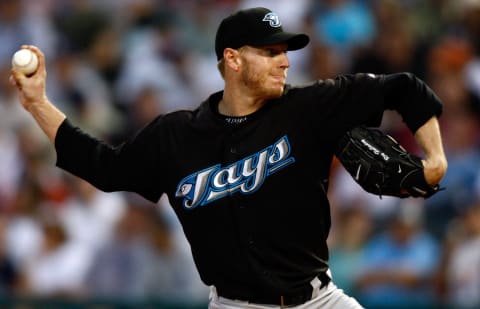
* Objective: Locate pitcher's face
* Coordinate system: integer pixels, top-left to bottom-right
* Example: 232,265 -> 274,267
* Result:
238,44 -> 290,99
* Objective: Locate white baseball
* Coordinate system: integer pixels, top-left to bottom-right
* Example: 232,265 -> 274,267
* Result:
12,49 -> 39,76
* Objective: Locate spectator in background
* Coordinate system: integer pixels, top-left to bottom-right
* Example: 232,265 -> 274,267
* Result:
446,201 -> 480,308
45,49 -> 122,138
456,0 -> 480,53
3,180 -> 44,274
423,37 -> 480,239
21,218 -> 92,297
459,0 -> 480,123
328,205 -> 372,298
85,203 -> 152,300
58,177 -> 127,253
306,42 -> 343,80
112,86 -> 168,144
113,4 -> 198,113
309,0 -> 376,71
0,128 -> 22,209
3,122 -> 62,273
0,215 -> 19,295
351,1 -> 420,76
145,204 -> 209,303
354,200 -> 440,308
84,198 -> 208,304
0,0 -> 38,68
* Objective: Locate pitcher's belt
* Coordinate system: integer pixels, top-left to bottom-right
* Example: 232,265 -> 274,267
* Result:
216,272 -> 331,307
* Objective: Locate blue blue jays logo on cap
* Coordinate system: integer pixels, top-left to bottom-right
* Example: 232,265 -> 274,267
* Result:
262,12 -> 282,27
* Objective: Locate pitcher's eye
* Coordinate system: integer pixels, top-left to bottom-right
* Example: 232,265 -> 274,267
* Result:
265,48 -> 287,57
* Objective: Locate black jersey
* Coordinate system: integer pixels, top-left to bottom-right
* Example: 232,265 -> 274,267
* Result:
55,72 -> 442,297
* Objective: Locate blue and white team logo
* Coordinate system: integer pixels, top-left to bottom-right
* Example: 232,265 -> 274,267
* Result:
175,136 -> 295,209
262,12 -> 282,27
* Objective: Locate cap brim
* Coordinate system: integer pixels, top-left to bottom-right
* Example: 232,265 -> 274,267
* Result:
250,32 -> 310,50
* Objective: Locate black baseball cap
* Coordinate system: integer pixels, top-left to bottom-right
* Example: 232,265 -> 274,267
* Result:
215,7 -> 310,60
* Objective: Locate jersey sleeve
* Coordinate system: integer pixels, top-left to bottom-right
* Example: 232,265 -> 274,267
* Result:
302,72 -> 442,136
55,118 -> 167,202
381,72 -> 443,132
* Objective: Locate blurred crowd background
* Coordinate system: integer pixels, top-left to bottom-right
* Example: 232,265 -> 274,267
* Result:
1,0 -> 480,308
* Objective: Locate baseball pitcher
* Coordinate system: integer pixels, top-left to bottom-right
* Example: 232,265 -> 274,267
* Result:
10,7 -> 447,309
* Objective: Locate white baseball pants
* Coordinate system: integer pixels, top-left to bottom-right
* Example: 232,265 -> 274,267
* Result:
208,277 -> 363,309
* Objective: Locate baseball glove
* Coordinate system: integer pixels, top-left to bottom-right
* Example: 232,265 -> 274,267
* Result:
335,126 -> 441,198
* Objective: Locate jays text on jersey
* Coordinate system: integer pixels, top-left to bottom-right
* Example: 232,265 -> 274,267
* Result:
54,72 -> 442,299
